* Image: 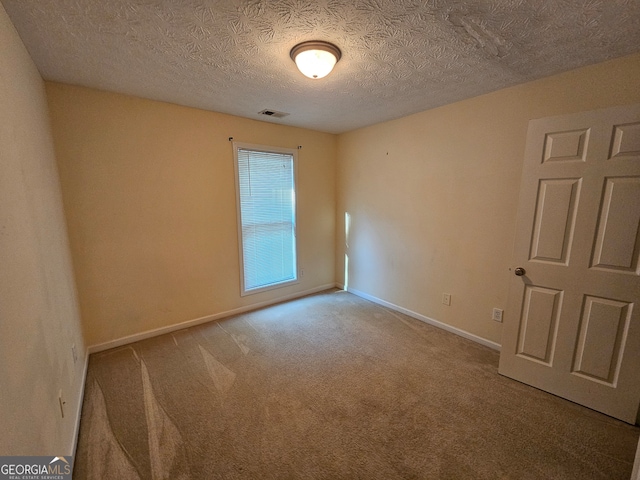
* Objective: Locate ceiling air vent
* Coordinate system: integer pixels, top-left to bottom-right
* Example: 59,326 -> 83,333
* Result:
258,109 -> 290,119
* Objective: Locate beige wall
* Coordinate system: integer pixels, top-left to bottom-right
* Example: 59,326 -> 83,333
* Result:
0,4 -> 86,455
336,53 -> 640,345
46,83 -> 336,348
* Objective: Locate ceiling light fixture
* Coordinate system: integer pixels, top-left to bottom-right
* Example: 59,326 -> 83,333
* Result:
290,41 -> 341,79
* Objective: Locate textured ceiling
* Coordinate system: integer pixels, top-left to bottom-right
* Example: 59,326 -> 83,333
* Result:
3,0 -> 640,133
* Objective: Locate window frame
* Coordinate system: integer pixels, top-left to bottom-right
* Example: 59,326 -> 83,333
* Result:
232,141 -> 299,296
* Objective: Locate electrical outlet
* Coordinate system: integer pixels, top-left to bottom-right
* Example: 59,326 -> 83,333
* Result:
58,390 -> 66,418
492,308 -> 503,323
442,293 -> 451,306
71,344 -> 78,364
299,268 -> 304,277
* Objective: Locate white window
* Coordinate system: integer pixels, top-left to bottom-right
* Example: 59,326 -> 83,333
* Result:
233,142 -> 298,295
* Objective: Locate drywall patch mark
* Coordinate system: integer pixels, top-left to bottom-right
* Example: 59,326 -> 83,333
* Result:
448,14 -> 509,58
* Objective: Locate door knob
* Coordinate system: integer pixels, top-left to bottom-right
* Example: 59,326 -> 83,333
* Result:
514,267 -> 526,276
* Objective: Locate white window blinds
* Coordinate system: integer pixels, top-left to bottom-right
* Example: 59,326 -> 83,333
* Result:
235,145 -> 297,294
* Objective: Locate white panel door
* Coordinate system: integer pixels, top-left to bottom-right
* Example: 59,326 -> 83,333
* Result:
499,103 -> 640,424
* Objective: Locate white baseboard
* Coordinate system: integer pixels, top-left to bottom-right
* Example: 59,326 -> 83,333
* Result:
87,284 -> 337,353
346,287 -> 501,351
70,349 -> 89,457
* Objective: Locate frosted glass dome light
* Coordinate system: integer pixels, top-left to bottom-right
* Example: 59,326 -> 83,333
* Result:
290,41 -> 342,79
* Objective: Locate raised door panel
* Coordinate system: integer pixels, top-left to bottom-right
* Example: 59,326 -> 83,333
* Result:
572,296 -> 633,386
610,122 -> 640,159
517,286 -> 563,365
591,177 -> 640,274
530,179 -> 581,264
542,129 -> 589,163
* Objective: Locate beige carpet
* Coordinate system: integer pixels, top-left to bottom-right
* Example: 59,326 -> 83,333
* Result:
73,290 -> 639,479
